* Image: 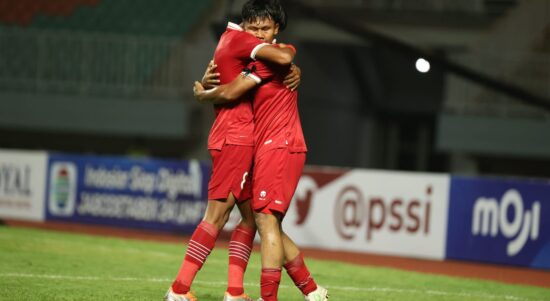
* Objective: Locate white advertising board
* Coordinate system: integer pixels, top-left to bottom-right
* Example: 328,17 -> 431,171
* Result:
0,149 -> 48,221
283,168 -> 450,260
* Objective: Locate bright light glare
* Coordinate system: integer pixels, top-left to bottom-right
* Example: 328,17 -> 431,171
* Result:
415,58 -> 430,73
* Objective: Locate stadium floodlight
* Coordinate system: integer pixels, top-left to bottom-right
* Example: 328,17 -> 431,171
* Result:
415,58 -> 430,73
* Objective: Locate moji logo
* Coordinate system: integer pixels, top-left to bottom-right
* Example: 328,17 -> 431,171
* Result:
472,189 -> 541,256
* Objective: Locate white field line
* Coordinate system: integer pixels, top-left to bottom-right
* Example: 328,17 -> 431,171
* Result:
0,273 -> 547,301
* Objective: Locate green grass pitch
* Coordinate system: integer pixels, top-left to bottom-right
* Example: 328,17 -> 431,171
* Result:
0,226 -> 549,301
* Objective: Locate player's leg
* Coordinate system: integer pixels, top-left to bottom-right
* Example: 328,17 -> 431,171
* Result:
218,145 -> 256,301
251,149 -> 291,300
225,198 -> 256,300
255,211 -> 284,301
255,148 -> 315,301
169,196 -> 236,298
167,146 -> 253,301
279,151 -> 327,300
281,232 -> 328,300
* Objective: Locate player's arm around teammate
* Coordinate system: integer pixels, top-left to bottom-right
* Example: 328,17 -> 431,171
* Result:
197,56 -> 301,105
193,57 -> 301,104
202,59 -> 301,92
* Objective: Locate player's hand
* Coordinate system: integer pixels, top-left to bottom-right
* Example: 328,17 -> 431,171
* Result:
193,81 -> 206,101
201,60 -> 220,89
283,63 -> 301,91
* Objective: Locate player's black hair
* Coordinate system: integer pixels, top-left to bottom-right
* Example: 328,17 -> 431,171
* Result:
241,0 -> 287,31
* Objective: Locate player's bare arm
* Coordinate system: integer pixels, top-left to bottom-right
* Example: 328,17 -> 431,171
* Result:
243,16 -> 296,66
255,43 -> 295,65
200,59 -> 302,93
193,74 -> 257,105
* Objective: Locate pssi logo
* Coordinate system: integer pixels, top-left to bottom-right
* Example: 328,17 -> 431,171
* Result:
472,189 -> 541,256
334,185 -> 433,241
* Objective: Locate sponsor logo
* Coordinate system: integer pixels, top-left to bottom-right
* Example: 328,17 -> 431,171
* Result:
275,200 -> 283,205
83,160 -> 203,199
472,189 -> 540,256
292,176 -> 317,225
334,185 -> 433,241
291,173 -> 348,226
0,163 -> 31,198
48,162 -> 77,216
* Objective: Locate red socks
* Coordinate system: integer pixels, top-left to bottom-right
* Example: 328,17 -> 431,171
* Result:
172,221 -> 219,294
173,223 -> 317,300
284,253 -> 318,295
260,268 -> 282,301
227,224 -> 255,296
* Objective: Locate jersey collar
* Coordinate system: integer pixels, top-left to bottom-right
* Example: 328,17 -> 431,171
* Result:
227,22 -> 243,31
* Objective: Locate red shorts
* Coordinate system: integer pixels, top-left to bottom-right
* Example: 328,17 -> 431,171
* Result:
208,145 -> 254,202
252,148 -> 306,215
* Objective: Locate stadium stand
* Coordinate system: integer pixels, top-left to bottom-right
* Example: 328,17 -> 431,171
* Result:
0,0 -> 99,26
437,0 -> 550,171
0,0 -> 215,97
0,0 -> 216,155
0,0 -> 211,36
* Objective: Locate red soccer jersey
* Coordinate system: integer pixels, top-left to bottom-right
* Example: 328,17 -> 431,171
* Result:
247,56 -> 308,156
207,22 -> 268,150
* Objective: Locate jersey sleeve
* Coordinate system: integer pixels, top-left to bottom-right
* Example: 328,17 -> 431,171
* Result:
243,60 -> 275,84
232,31 -> 269,60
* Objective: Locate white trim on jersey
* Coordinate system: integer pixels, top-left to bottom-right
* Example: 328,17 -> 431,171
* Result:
251,43 -> 269,60
227,22 -> 243,31
241,71 -> 261,84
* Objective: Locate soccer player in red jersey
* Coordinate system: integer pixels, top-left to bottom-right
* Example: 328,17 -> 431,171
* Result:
165,3 -> 301,301
193,1 -> 329,300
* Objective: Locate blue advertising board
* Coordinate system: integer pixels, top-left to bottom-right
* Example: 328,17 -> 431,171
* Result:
446,176 -> 550,269
45,153 -> 210,234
